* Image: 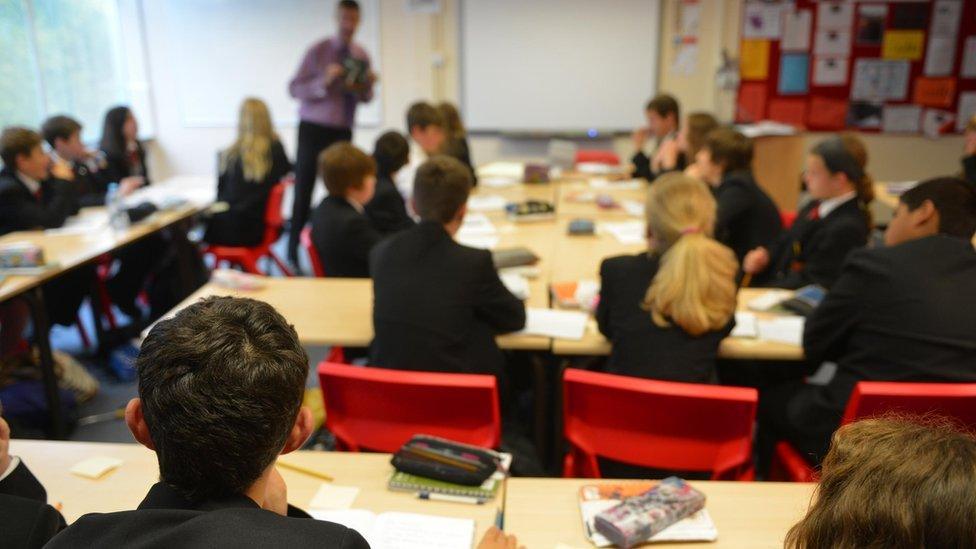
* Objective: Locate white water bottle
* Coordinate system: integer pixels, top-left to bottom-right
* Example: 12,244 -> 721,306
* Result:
106,183 -> 129,230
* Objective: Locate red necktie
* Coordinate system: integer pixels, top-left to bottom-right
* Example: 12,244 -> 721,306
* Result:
807,204 -> 820,221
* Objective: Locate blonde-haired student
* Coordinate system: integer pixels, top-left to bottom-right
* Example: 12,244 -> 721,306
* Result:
204,98 -> 292,247
596,173 -> 739,383
743,134 -> 873,289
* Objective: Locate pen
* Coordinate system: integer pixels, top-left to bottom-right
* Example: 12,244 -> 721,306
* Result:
417,492 -> 485,505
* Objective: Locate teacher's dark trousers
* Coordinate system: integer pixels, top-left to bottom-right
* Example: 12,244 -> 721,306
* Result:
288,120 -> 352,264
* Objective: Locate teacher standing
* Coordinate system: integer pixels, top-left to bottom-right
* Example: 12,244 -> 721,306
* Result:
287,0 -> 376,268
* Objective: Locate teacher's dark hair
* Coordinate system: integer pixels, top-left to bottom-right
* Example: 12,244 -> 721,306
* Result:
338,0 -> 360,11
136,296 -> 309,502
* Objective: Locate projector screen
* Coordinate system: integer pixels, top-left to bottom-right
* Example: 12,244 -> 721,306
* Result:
460,0 -> 661,134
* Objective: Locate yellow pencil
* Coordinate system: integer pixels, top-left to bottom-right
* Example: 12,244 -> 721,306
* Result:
277,460 -> 334,482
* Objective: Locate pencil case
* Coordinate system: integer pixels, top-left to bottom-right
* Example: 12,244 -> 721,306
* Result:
593,476 -> 705,548
391,435 -> 499,486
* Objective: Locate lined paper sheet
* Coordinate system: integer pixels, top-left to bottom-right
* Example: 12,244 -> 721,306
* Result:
311,510 -> 474,549
519,308 -> 588,340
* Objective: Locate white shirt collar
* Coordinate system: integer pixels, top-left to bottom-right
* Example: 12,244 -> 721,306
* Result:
16,171 -> 41,195
345,197 -> 365,214
818,191 -> 857,218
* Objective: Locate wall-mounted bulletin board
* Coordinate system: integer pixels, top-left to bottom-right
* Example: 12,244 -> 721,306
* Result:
735,0 -> 976,136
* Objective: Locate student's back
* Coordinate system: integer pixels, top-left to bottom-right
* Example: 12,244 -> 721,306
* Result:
713,170 -> 782,261
370,157 -> 524,375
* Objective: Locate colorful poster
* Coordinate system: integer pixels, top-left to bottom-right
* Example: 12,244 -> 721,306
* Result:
782,9 -> 812,52
882,104 -> 923,133
743,2 -> 783,39
856,5 -> 887,46
922,109 -> 955,138
913,77 -> 957,108
778,54 -> 810,95
815,29 -> 852,56
847,101 -> 883,129
740,39 -> 771,80
818,1 -> 854,29
882,30 -> 926,60
813,56 -> 849,86
924,36 -> 957,76
851,59 -> 911,101
956,92 -> 976,131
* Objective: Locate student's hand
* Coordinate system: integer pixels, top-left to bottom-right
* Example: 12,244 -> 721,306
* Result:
743,247 -> 770,275
965,130 -> 976,156
325,63 -> 346,87
119,176 -> 144,197
262,467 -> 289,516
476,527 -> 523,549
51,160 -> 74,181
632,127 -> 649,152
365,70 -> 378,85
0,417 -> 11,476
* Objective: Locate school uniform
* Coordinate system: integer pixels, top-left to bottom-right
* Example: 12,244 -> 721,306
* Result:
310,195 -> 382,278
596,252 -> 734,383
631,133 -> 685,182
62,154 -> 114,207
45,481 -> 368,549
0,458 -> 65,549
0,168 -> 92,326
713,170 -> 782,262
364,173 -> 415,235
760,235 -> 976,465
758,193 -> 869,289
370,221 -> 526,375
962,154 -> 976,187
443,137 -> 478,186
101,141 -> 150,185
205,141 -> 293,247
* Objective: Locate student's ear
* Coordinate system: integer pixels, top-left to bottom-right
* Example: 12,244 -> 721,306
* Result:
913,199 -> 940,232
455,203 -> 468,224
281,406 -> 314,455
125,398 -> 156,451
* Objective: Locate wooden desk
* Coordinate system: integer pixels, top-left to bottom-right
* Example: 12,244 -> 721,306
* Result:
13,439 -> 816,548
551,288 -> 805,361
506,477 -> 814,548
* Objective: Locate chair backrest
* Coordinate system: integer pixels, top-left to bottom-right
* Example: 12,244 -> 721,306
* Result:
575,150 -> 621,166
259,180 -> 290,248
318,362 -> 501,452
780,210 -> 797,230
563,369 -> 758,479
841,381 -> 976,428
301,226 -> 326,277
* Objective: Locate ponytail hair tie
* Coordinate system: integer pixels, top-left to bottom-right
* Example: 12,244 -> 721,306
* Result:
680,227 -> 701,236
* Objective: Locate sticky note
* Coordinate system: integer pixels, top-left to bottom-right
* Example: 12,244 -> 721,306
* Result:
70,457 -> 123,480
882,30 -> 925,60
308,483 -> 360,511
736,82 -> 767,123
740,39 -> 770,80
778,54 -> 810,95
914,77 -> 957,108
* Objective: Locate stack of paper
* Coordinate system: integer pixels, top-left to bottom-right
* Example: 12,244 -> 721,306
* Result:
477,162 -> 524,187
456,212 -> 499,249
746,289 -> 794,312
519,308 -> 589,340
735,121 -> 799,137
730,312 -> 759,338
757,316 -> 805,346
467,194 -> 508,212
599,221 -> 646,245
499,272 -> 530,300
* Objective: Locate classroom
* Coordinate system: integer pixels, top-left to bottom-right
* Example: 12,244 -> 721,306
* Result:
1,0 -> 976,547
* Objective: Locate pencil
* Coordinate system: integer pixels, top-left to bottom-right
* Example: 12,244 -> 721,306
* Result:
277,460 -> 334,482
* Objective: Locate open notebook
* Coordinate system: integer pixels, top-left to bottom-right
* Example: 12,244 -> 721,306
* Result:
310,510 -> 474,549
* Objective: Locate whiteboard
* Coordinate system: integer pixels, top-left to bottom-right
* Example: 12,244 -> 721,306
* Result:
460,0 -> 660,133
162,0 -> 381,128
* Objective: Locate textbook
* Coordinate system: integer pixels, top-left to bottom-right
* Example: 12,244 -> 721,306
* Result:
311,510 -> 474,549
578,481 -> 718,546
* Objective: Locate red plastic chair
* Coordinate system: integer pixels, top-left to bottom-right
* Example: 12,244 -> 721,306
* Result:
300,226 -> 326,277
204,180 -> 293,276
318,362 -> 501,452
562,369 -> 758,480
575,150 -> 621,166
772,381 -> 976,482
780,210 -> 797,230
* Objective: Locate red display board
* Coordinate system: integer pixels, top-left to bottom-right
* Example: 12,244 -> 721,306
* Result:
736,0 -> 976,135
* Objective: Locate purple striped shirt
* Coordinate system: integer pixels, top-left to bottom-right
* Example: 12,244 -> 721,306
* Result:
288,37 -> 374,128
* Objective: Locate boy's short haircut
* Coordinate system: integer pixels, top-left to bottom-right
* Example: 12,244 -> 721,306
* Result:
319,142 -> 376,196
703,127 -> 753,173
373,131 -> 410,177
900,177 -> 976,239
136,296 -> 309,502
406,102 -> 445,132
645,94 -> 680,121
338,0 -> 360,11
41,115 -> 82,148
413,156 -> 473,224
0,127 -> 43,169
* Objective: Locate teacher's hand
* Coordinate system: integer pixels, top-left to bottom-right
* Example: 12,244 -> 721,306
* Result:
324,63 -> 345,87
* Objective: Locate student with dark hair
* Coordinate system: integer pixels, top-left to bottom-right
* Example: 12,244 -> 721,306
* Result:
962,114 -> 976,187
396,102 -> 447,198
287,0 -> 377,268
631,93 -> 684,181
438,101 -> 477,185
204,98 -> 293,247
42,115 -> 143,207
759,177 -> 976,467
99,106 -> 149,186
364,130 -> 414,234
46,296 -> 369,548
0,415 -> 66,548
786,417 -> 976,548
743,134 -> 874,289
694,127 -> 781,262
370,156 -> 525,376
309,142 -> 380,277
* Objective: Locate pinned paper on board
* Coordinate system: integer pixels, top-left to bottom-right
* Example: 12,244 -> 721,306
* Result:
956,92 -> 976,131
847,101 -> 883,129
817,1 -> 854,29
930,0 -> 963,38
922,109 -> 955,138
782,9 -> 812,52
743,2 -> 783,39
855,4 -> 887,46
882,30 -> 925,61
778,54 -> 810,95
813,56 -> 849,86
925,36 -> 957,77
767,99 -> 807,128
851,59 -> 910,101
891,3 -> 930,30
913,77 -> 957,108
814,29 -> 852,56
882,104 -> 922,133
740,39 -> 771,80
807,97 -> 848,130
962,36 -> 976,78
736,82 -> 767,122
